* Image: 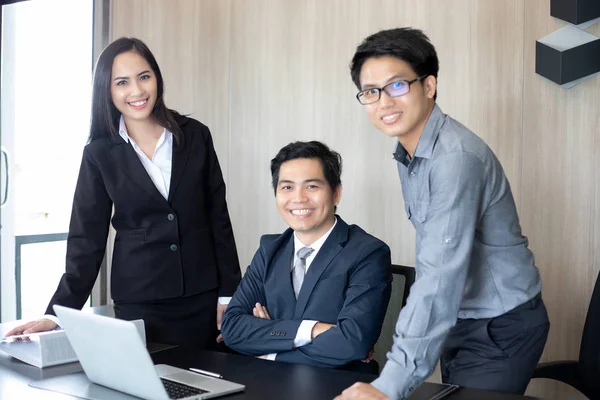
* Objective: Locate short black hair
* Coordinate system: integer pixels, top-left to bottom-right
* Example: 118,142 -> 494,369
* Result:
270,141 -> 342,194
350,27 -> 439,100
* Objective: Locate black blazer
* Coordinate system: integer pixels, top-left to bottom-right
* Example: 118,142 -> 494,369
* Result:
46,114 -> 241,314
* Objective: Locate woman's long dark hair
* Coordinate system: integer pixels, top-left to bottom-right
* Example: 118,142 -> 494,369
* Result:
88,37 -> 183,147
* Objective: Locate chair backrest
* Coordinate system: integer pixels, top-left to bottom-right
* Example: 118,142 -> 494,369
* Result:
373,264 -> 416,368
578,269 -> 600,394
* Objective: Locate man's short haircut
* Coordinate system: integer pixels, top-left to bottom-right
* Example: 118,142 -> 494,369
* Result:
350,27 -> 439,100
270,141 -> 342,194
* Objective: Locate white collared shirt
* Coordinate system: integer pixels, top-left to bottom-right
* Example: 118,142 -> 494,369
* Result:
118,116 -> 172,200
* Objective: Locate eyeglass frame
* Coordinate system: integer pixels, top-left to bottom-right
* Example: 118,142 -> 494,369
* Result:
355,74 -> 428,105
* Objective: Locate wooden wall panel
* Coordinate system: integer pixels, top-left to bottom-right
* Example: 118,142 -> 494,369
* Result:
227,0 -> 417,271
521,1 -> 600,398
109,0 -> 232,180
468,0 -> 525,204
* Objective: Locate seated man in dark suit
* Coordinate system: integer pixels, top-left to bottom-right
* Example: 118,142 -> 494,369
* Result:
221,141 -> 392,371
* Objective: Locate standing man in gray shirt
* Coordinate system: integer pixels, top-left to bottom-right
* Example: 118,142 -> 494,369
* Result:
335,28 -> 549,400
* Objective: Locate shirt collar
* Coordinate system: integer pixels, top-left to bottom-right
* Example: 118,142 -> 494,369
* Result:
293,216 -> 338,256
118,115 -> 170,147
392,104 -> 445,163
118,115 -> 132,143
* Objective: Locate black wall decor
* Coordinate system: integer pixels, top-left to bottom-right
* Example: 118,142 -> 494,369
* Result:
536,0 -> 600,88
551,0 -> 600,25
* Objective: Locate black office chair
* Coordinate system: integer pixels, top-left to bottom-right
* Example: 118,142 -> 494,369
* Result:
531,271 -> 600,400
373,264 -> 416,368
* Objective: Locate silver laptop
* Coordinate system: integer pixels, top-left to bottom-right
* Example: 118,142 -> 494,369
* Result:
53,305 -> 245,400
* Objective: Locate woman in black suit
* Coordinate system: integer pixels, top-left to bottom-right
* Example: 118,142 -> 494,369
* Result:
7,37 -> 241,347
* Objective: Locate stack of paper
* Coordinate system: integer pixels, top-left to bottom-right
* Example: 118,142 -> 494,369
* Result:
0,319 -> 145,368
1,330 -> 78,368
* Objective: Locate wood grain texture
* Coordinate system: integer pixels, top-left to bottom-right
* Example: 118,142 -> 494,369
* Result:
227,0 -> 416,269
109,0 -> 232,180
521,1 -> 600,399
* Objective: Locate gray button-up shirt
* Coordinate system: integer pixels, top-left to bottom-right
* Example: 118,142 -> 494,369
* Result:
372,105 -> 542,400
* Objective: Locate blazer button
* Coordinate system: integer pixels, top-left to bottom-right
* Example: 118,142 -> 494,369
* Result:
170,244 -> 178,252
275,332 -> 280,336
167,213 -> 175,221
270,331 -> 275,336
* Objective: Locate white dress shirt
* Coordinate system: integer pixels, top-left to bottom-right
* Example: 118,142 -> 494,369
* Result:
118,116 -> 172,200
264,217 -> 338,360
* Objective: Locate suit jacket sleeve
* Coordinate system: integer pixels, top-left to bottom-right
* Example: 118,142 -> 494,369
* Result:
202,126 -> 241,297
274,243 -> 392,367
220,243 -> 303,355
45,147 -> 113,315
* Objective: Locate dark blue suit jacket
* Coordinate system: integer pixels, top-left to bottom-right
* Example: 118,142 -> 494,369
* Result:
221,216 -> 392,368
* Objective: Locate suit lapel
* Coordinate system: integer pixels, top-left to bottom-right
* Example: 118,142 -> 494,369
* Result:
109,136 -> 167,206
294,218 -> 349,318
273,236 -> 297,309
168,117 -> 192,202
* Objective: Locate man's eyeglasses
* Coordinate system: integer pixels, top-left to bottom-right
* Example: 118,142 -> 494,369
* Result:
356,75 -> 427,105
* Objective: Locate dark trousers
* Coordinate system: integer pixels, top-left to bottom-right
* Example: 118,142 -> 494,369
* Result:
440,293 -> 549,394
114,289 -> 219,348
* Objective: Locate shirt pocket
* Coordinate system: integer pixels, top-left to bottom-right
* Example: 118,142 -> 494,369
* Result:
412,178 -> 430,223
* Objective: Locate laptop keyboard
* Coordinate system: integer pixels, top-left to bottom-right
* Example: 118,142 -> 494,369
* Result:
161,378 -> 210,399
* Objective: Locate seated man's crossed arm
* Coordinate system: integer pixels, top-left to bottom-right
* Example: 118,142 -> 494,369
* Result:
221,236 -> 391,368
